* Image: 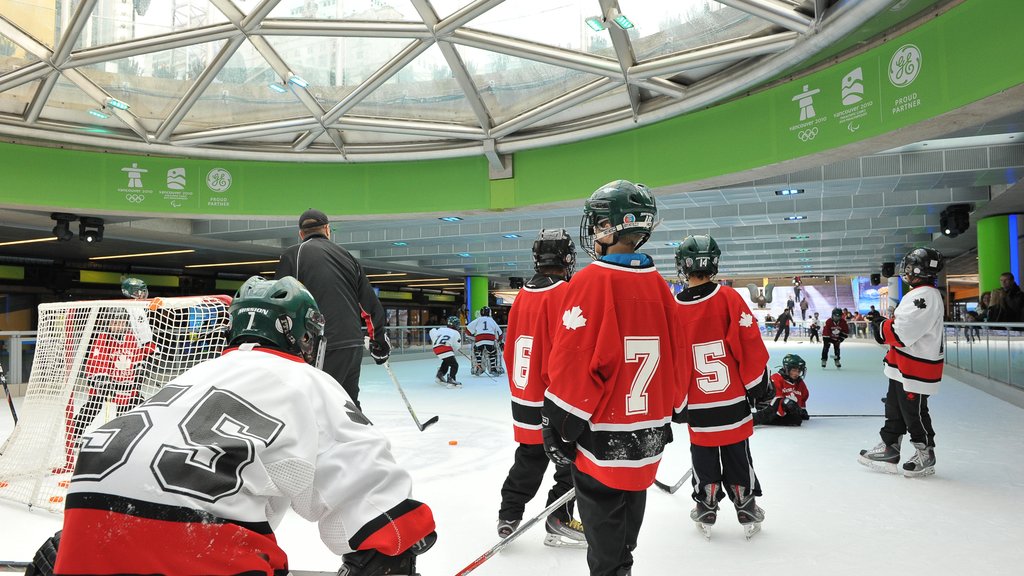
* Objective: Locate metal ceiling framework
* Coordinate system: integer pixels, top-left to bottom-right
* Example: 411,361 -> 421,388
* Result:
0,0 -> 893,164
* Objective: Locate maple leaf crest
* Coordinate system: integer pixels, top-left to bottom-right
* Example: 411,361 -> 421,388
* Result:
913,298 -> 927,309
739,312 -> 754,328
562,305 -> 587,330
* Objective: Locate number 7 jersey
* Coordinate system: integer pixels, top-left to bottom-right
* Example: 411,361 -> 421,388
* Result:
674,284 -> 769,447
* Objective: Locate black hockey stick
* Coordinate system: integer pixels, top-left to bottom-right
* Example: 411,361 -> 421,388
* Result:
0,365 -> 16,425
1,560 -> 30,571
810,414 -> 883,418
455,488 -> 577,576
654,467 -> 693,494
382,360 -> 439,432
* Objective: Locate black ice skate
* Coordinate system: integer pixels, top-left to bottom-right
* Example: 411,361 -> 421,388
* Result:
445,375 -> 462,389
544,516 -> 587,548
730,485 -> 764,540
858,437 -> 901,474
435,375 -> 446,386
690,483 -> 719,541
902,442 -> 936,478
834,357 -> 842,368
821,359 -> 827,368
496,518 -> 520,538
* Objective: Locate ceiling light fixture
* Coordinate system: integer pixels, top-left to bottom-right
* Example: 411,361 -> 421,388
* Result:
268,83 -> 288,94
370,277 -> 449,284
775,189 -> 804,196
79,216 -> 105,243
88,109 -> 109,119
785,215 -> 807,221
457,253 -> 472,257
791,235 -> 810,240
392,241 -> 408,246
366,273 -> 407,278
0,237 -> 59,247
287,73 -> 309,88
185,259 -> 280,269
796,248 -> 811,253
584,16 -> 606,31
90,249 -> 196,261
666,242 -> 680,247
502,234 -> 521,239
608,8 -> 634,29
106,98 -> 130,111
439,216 -> 463,222
51,213 -> 77,242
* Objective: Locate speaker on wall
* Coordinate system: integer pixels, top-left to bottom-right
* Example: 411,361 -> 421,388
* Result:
509,277 -> 524,289
881,262 -> 896,277
870,273 -> 881,286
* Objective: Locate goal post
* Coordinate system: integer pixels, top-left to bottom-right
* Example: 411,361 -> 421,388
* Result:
0,295 -> 231,512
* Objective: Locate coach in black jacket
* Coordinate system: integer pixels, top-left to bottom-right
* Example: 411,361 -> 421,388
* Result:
276,209 -> 390,408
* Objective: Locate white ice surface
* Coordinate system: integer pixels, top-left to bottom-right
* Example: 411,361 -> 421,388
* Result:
2,340 -> 1024,575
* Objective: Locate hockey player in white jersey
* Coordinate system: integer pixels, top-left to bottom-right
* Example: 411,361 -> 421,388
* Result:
860,248 -> 945,477
466,307 -> 504,376
430,316 -> 463,388
27,275 -> 436,576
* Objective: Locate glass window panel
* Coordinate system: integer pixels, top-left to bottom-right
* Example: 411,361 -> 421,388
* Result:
0,0 -> 81,49
455,44 -> 599,126
0,78 -> 40,116
0,30 -> 42,72
348,44 -> 476,124
74,1 -> 230,51
264,36 -> 416,112
75,39 -> 226,127
39,77 -> 125,131
180,39 -> 310,132
461,0 -> 615,58
618,0 -> 768,62
532,84 -> 630,129
269,0 -> 420,21
427,0 -> 474,20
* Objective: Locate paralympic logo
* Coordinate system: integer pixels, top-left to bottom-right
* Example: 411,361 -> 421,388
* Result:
797,127 -> 819,141
125,193 -> 146,203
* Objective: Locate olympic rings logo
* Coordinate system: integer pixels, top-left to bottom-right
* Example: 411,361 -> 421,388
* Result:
125,193 -> 145,203
797,127 -> 819,142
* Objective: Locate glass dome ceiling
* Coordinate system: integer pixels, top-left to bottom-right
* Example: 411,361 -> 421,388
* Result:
0,0 -> 890,163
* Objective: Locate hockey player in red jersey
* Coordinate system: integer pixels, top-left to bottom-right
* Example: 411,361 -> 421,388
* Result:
821,307 -> 849,368
32,276 -> 436,576
860,247 -> 945,477
497,229 -> 585,548
544,181 -> 686,576
673,234 -> 771,540
753,354 -> 810,426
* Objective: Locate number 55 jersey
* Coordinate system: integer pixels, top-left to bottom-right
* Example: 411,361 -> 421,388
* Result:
674,283 -> 770,447
55,345 -> 435,576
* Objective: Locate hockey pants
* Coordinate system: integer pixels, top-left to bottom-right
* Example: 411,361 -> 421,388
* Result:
808,329 -> 820,343
473,344 -> 498,373
322,346 -> 364,409
690,439 -> 762,503
572,466 -> 645,576
880,378 -> 935,448
821,339 -> 842,361
498,443 -> 575,523
436,356 -> 459,380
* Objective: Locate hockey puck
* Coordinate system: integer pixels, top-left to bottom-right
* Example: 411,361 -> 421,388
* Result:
449,440 -> 458,446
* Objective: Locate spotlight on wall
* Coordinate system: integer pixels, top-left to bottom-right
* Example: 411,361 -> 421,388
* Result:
509,277 -> 524,289
940,204 -> 971,238
79,216 -> 104,243
870,273 -> 881,286
51,212 -> 77,242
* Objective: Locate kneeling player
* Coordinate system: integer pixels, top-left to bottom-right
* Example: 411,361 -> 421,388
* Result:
753,354 -> 810,426
430,316 -> 463,388
30,276 -> 436,576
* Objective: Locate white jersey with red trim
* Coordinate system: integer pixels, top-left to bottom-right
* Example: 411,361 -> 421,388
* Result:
466,316 -> 503,347
56,345 -> 435,576
674,284 -> 769,447
429,326 -> 462,359
880,284 -> 944,394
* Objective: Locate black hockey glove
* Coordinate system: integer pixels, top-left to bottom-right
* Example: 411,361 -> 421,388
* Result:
25,530 -> 61,576
541,416 -> 576,467
369,334 -> 391,366
338,532 -> 436,576
871,316 -> 886,345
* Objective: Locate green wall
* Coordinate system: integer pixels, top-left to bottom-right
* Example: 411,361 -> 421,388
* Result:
978,216 -> 1011,294
0,0 -> 1021,217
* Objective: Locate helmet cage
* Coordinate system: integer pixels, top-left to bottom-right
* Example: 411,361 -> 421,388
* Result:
579,181 -> 658,260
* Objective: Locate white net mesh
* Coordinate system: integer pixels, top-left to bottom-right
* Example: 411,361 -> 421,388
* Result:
0,295 -> 231,512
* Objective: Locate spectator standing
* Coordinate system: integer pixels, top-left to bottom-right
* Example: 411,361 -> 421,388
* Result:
988,272 -> 1024,323
276,209 -> 390,408
799,298 -> 809,320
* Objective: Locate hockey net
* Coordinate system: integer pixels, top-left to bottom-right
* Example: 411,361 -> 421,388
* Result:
0,296 -> 231,512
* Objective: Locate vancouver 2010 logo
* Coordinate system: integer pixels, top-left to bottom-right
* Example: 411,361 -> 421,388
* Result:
888,44 -> 921,87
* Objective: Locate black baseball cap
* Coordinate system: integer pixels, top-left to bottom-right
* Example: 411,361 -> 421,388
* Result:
299,208 -> 329,230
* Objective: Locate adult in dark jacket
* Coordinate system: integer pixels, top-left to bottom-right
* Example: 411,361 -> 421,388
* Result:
988,272 -> 1024,323
276,209 -> 389,408
773,309 -> 793,342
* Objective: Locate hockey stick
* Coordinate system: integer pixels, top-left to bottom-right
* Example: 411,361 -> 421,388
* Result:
455,488 -> 577,576
0,561 -> 338,575
0,365 -> 16,425
810,414 -> 882,418
0,561 -> 30,571
653,467 -> 693,494
382,360 -> 439,432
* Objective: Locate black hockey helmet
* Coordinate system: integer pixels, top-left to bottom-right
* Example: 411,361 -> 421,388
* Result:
580,180 -> 658,259
899,247 -> 944,285
533,228 -> 577,279
831,307 -> 842,321
479,306 -> 491,317
675,234 -> 721,279
446,315 -> 460,329
229,275 -> 326,368
781,354 -> 806,378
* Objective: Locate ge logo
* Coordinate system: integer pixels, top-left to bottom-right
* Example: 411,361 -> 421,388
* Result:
798,127 -> 819,141
125,193 -> 145,203
889,44 -> 921,87
206,168 -> 232,192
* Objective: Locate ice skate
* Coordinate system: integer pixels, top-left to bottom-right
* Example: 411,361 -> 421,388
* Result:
858,438 -> 901,474
902,442 -> 936,478
445,375 -> 462,389
543,516 -> 587,548
690,483 -> 719,541
821,359 -> 827,368
834,357 -> 842,369
496,518 -> 520,538
435,375 -> 446,386
730,485 -> 764,540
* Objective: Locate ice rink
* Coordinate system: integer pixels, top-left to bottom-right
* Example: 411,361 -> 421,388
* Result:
2,340 -> 1024,575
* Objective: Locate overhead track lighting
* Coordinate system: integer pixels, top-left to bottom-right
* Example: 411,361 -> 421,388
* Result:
51,213 -> 77,242
79,216 -> 105,243
940,204 -> 971,238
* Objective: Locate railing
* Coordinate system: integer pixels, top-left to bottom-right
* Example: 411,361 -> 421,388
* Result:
943,322 -> 1024,389
757,320 -> 875,339
0,331 -> 35,387
377,325 -> 507,357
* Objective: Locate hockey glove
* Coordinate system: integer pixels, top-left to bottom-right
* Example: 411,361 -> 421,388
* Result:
338,532 -> 436,576
871,316 -> 886,345
541,416 -> 576,467
369,334 -> 391,365
25,530 -> 61,576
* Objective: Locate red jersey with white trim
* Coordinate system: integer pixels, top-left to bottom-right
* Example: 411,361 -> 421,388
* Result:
545,259 -> 686,492
770,372 -> 809,417
880,284 -> 944,394
823,317 -> 849,342
503,276 -> 569,444
83,331 -> 156,383
429,326 -> 462,359
56,345 -> 434,576
674,284 -> 769,447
